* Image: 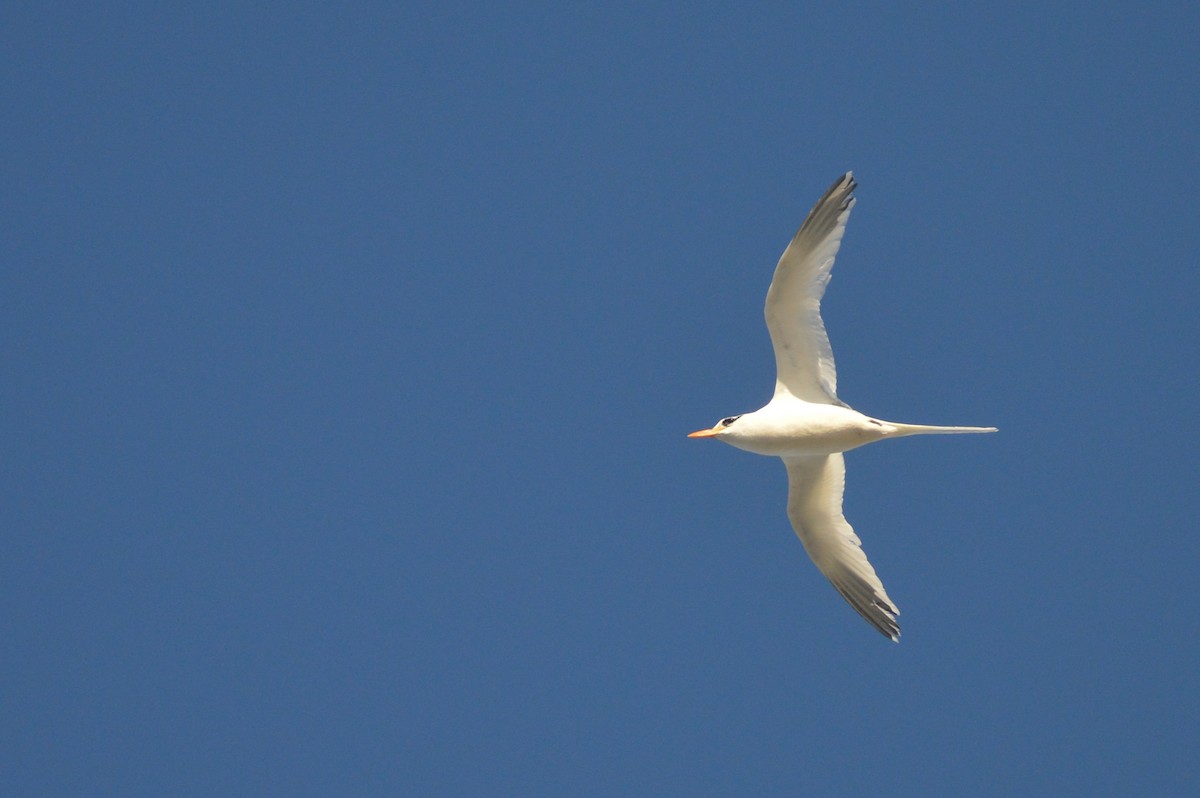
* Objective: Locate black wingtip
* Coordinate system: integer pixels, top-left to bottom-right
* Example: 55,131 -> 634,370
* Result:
822,172 -> 857,212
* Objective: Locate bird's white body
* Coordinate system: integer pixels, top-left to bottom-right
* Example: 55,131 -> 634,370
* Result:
719,399 -> 888,457
689,173 -> 995,641
722,398 -> 992,458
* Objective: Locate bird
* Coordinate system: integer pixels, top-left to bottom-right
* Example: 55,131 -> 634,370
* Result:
688,172 -> 996,641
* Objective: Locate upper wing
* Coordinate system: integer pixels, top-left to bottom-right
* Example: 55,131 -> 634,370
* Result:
764,173 -> 857,404
783,453 -> 900,641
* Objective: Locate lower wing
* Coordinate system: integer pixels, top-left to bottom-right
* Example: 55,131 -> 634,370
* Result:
783,453 -> 900,641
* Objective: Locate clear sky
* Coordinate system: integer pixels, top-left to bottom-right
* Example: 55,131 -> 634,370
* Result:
4,3 -> 1199,795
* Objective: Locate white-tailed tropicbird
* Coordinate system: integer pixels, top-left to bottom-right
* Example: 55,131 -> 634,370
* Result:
689,173 -> 996,641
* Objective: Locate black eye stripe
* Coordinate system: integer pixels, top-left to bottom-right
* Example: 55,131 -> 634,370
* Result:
720,415 -> 742,426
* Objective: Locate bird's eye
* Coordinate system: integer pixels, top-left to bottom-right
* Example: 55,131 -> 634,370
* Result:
720,415 -> 742,427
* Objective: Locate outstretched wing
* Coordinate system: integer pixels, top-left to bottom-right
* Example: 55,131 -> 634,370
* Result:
783,453 -> 900,641
764,173 -> 857,404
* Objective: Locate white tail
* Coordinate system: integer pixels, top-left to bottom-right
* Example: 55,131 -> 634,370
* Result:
884,422 -> 998,438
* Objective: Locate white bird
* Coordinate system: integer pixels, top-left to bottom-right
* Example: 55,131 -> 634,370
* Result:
688,173 -> 996,641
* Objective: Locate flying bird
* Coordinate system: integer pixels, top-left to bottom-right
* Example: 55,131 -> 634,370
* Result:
688,173 -> 996,641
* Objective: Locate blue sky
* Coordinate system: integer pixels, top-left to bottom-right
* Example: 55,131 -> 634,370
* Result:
4,2 -> 1199,795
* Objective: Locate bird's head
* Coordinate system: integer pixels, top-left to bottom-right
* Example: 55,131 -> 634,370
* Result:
687,414 -> 743,439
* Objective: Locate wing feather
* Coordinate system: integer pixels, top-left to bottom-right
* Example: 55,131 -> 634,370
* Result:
783,453 -> 900,641
765,173 -> 857,404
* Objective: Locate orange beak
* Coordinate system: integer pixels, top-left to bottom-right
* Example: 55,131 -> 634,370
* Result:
687,427 -> 721,438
